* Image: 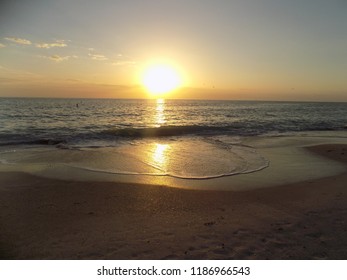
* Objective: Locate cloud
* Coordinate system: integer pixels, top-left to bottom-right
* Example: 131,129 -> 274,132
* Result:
111,54 -> 136,66
4,37 -> 68,48
45,54 -> 78,62
88,53 -> 107,61
36,40 -> 67,49
111,60 -> 136,66
4,37 -> 31,45
0,43 -> 5,48
47,55 -> 70,62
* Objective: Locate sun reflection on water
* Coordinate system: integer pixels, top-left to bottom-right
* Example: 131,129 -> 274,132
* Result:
152,143 -> 169,170
155,98 -> 166,127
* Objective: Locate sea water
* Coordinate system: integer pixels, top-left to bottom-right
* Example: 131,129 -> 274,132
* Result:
1,98 -> 347,187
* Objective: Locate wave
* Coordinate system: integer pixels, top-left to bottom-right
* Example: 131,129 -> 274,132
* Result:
0,126 -> 230,146
103,125 -> 231,138
0,138 -> 66,147
105,123 -> 346,139
1,122 -> 346,148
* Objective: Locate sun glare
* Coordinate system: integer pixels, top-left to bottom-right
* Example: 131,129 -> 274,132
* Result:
142,63 -> 182,96
152,143 -> 169,167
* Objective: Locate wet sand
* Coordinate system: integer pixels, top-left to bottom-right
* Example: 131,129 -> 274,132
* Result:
0,144 -> 347,259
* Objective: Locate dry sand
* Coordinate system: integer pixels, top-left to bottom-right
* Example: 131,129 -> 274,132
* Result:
0,144 -> 347,259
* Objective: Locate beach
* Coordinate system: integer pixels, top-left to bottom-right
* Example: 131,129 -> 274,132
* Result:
2,0 -> 347,271
1,143 -> 347,260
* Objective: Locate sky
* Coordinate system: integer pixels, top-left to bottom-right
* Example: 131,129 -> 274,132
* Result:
0,0 -> 347,101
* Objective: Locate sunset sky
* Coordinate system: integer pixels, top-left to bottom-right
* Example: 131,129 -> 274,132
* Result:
1,0 -> 347,101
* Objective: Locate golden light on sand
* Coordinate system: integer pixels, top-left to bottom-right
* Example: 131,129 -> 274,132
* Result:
142,63 -> 182,96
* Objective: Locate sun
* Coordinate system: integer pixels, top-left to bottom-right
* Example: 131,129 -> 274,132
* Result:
142,63 -> 182,96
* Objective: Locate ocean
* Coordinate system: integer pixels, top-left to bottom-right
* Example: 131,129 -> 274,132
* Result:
1,98 -> 347,183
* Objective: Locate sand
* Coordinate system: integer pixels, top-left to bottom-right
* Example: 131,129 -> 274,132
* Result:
0,144 -> 347,259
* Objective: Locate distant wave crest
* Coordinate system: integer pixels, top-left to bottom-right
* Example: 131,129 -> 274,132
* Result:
0,138 -> 66,146
103,125 -> 229,138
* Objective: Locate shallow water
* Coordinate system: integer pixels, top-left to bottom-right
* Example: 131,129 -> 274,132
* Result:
1,134 -> 347,190
1,98 -> 347,188
0,137 -> 269,179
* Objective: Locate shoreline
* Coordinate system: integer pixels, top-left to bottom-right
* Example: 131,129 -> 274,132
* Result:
1,134 -> 347,192
0,144 -> 347,259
